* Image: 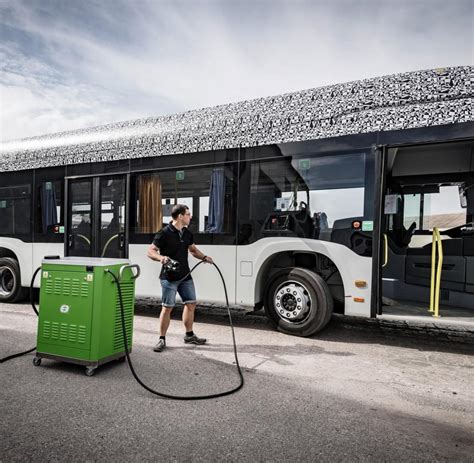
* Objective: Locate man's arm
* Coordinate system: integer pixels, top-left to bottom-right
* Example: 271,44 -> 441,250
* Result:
189,244 -> 213,263
147,243 -> 169,264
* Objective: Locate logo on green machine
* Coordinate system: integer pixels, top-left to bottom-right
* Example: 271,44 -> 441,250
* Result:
60,305 -> 70,314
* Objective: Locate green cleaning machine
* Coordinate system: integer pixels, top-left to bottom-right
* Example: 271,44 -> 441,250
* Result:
33,257 -> 140,376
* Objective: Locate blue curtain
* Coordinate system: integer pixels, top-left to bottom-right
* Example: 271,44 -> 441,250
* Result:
41,182 -> 58,233
206,168 -> 225,233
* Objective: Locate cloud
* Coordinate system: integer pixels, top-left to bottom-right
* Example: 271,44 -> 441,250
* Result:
0,42 -> 142,141
0,0 -> 472,142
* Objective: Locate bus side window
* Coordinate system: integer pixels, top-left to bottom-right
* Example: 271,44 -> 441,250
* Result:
37,180 -> 63,234
134,165 -> 237,241
0,184 -> 31,235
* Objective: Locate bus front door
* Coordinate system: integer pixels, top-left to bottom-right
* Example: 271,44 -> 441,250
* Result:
66,175 -> 128,258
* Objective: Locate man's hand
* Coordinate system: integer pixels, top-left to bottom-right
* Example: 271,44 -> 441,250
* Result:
203,256 -> 214,264
147,244 -> 168,264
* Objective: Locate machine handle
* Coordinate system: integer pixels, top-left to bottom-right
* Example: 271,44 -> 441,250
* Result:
119,264 -> 141,281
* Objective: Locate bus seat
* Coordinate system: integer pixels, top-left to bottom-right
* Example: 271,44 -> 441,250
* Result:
330,217 -> 362,247
293,207 -> 314,239
312,212 -> 329,238
390,195 -> 416,246
464,237 -> 474,293
466,243 -> 474,294
407,237 -> 463,256
463,236 -> 474,256
391,221 -> 416,247
330,217 -> 373,256
405,238 -> 465,291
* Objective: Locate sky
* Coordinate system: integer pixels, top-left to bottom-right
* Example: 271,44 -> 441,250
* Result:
0,0 -> 473,142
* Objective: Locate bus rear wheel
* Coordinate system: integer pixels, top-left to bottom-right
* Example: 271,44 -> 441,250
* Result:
0,257 -> 28,303
264,267 -> 333,337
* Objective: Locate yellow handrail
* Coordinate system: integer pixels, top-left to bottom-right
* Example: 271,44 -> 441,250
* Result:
434,228 -> 443,318
429,227 -> 443,318
382,234 -> 388,267
429,229 -> 437,313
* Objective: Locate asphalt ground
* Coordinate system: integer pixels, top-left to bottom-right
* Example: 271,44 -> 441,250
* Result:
1,300 -> 474,462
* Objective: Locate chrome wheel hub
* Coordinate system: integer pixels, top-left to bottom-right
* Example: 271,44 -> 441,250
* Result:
273,280 -> 312,322
0,266 -> 15,297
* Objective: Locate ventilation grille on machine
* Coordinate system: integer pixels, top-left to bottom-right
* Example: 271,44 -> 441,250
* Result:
45,277 -> 89,297
113,280 -> 135,352
42,321 -> 87,344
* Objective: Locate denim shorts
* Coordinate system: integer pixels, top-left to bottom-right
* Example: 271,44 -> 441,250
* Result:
160,278 -> 196,308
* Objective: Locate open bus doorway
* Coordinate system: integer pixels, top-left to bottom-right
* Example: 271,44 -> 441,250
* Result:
380,140 -> 474,324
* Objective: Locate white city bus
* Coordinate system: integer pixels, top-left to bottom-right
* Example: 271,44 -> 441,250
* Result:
1,66 -> 473,336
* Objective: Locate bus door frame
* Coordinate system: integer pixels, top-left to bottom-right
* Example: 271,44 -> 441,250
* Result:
64,173 -> 130,259
371,144 -> 388,317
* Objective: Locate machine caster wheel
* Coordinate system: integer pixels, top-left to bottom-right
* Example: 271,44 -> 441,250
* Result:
33,357 -> 41,366
85,367 -> 97,377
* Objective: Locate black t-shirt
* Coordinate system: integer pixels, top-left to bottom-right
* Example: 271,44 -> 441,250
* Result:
152,223 -> 194,281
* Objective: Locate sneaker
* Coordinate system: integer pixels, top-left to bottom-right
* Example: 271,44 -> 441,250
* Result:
153,339 -> 166,352
184,334 -> 207,345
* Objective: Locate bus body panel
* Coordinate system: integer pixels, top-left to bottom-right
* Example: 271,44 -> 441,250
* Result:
2,236 -> 371,318
236,238 -> 372,317
129,244 -> 238,305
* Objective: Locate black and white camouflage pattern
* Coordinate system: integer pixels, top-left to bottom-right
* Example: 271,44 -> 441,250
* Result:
1,66 -> 472,172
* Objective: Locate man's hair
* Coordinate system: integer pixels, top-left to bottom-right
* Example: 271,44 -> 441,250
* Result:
171,204 -> 189,219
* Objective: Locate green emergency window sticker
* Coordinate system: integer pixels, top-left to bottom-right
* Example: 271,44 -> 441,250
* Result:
298,159 -> 310,170
362,221 -> 374,232
176,171 -> 185,181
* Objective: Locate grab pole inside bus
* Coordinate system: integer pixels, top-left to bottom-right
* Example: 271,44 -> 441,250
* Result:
429,227 -> 443,318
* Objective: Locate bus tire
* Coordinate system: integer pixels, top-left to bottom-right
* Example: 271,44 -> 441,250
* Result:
264,267 -> 333,337
0,257 -> 28,303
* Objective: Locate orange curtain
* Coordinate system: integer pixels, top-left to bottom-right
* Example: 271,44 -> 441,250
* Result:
138,175 -> 163,233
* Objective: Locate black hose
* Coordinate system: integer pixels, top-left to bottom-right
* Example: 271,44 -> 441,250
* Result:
0,267 -> 41,363
106,260 -> 244,400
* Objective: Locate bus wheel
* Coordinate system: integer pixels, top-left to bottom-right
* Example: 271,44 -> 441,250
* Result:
264,267 -> 333,337
0,258 -> 28,303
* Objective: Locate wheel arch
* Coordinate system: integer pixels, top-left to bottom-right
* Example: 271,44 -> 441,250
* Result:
255,250 -> 345,311
0,247 -> 19,261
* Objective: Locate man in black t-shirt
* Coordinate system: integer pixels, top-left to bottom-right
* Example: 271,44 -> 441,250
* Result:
147,204 -> 213,352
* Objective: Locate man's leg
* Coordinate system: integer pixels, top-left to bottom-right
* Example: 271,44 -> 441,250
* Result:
179,279 -> 206,344
155,279 -> 177,352
153,306 -> 173,352
182,303 -> 196,332
159,306 -> 173,336
182,303 -> 206,344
